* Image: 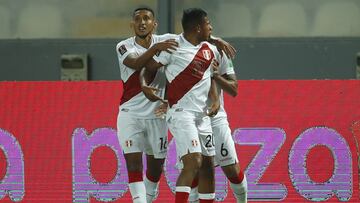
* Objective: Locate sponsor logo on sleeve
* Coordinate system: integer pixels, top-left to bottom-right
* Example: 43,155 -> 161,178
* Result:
118,45 -> 127,55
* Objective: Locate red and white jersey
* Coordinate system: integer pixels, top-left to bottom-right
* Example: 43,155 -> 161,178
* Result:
116,34 -> 177,118
211,56 -> 236,126
154,34 -> 222,114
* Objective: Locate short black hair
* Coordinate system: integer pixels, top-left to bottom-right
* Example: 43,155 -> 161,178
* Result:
181,8 -> 207,32
133,6 -> 155,18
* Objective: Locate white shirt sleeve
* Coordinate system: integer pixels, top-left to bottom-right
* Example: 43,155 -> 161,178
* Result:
219,53 -> 235,75
157,33 -> 178,41
116,41 -> 136,65
153,50 -> 171,66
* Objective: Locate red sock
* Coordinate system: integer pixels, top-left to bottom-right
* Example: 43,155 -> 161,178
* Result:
175,192 -> 189,203
228,170 -> 244,184
128,171 -> 143,183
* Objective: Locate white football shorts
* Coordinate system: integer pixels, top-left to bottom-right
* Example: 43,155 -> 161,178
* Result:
117,112 -> 168,159
213,122 -> 239,167
166,108 -> 215,160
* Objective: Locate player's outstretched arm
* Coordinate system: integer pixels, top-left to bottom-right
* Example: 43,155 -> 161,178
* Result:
209,36 -> 236,59
123,40 -> 178,71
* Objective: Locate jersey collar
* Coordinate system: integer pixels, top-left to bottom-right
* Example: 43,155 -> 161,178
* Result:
133,34 -> 155,50
180,33 -> 201,48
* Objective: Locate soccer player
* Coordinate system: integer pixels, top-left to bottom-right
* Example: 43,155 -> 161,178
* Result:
190,57 -> 248,203
147,57 -> 248,203
143,8 -> 225,203
116,7 -> 178,203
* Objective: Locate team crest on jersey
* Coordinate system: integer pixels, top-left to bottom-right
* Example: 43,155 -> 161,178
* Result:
191,139 -> 198,147
118,45 -> 127,55
125,140 -> 132,147
202,50 -> 212,60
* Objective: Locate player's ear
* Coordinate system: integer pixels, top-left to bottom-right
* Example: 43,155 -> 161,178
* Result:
152,21 -> 158,34
196,25 -> 201,33
130,21 -> 134,29
154,21 -> 158,28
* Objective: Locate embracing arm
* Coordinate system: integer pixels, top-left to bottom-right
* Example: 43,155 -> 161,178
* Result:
139,41 -> 172,102
213,73 -> 238,97
211,57 -> 238,97
123,40 -> 177,71
209,36 -> 237,59
144,58 -> 164,72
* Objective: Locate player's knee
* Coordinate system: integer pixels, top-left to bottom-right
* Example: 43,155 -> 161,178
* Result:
182,153 -> 202,171
146,163 -> 164,181
147,157 -> 165,173
200,155 -> 214,169
125,153 -> 143,172
192,154 -> 203,169
147,165 -> 163,178
125,158 -> 143,172
222,163 -> 240,178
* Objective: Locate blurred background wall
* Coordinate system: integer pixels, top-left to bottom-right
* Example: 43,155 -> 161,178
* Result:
0,0 -> 359,80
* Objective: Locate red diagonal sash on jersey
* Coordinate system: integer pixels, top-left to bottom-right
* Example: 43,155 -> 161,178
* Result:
167,44 -> 214,107
120,71 -> 141,105
120,70 -> 156,105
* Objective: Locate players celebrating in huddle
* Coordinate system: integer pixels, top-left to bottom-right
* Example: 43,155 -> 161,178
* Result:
116,6 -> 247,203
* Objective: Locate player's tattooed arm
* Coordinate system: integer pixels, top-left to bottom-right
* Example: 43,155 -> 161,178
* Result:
209,36 -> 236,59
123,40 -> 178,71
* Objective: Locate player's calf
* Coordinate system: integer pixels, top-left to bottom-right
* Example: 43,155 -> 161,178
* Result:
145,155 -> 165,203
125,152 -> 147,203
198,155 -> 215,203
176,152 -> 202,203
222,164 -> 248,203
